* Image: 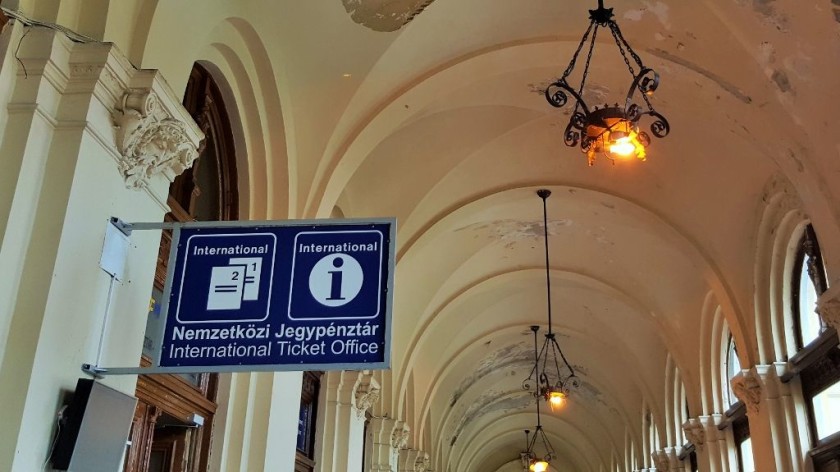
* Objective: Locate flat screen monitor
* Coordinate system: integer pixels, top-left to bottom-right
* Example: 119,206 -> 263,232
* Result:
50,378 -> 137,471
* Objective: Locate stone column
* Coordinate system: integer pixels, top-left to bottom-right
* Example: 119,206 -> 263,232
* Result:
732,365 -> 804,472
652,447 -> 687,472
315,370 -> 381,472
682,418 -> 710,472
699,414 -> 731,472
0,25 -> 201,471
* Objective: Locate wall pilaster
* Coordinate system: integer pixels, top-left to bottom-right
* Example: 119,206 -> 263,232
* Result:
398,448 -> 430,472
364,417 -> 409,472
652,446 -> 688,472
0,24 -> 201,472
315,370 -> 381,472
735,364 -> 805,472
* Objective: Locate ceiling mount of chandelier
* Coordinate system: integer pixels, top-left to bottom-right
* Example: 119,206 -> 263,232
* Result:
522,190 -> 580,412
544,0 -> 670,166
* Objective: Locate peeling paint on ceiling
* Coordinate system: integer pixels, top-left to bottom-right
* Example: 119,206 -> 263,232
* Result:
341,0 -> 436,32
450,342 -> 533,407
449,389 -> 534,446
624,1 -> 672,29
455,219 -> 573,248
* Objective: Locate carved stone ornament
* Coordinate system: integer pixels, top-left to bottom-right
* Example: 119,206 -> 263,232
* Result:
354,373 -> 381,419
817,287 -> 840,334
682,421 -> 705,450
731,370 -> 763,414
391,422 -> 410,450
414,452 -> 430,472
113,90 -> 199,190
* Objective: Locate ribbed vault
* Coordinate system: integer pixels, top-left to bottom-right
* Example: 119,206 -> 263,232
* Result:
45,0 -> 840,469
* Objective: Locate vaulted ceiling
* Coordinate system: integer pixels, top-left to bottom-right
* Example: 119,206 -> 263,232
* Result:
19,0 -> 840,470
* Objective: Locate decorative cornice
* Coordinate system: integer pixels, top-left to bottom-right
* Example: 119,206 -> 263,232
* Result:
113,89 -> 199,190
354,372 -> 381,419
731,370 -> 762,414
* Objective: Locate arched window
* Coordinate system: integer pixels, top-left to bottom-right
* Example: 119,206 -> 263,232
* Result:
125,62 -> 239,472
785,224 -> 840,467
723,335 -> 754,472
792,224 -> 828,350
725,336 -> 741,407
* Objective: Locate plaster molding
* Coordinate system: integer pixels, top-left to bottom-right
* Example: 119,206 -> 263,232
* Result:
817,285 -> 840,334
113,89 -> 199,190
682,419 -> 705,450
731,370 -> 762,414
760,174 -> 803,216
354,371 -> 381,419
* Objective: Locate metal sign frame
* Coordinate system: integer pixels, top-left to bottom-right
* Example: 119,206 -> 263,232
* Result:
83,217 -> 396,377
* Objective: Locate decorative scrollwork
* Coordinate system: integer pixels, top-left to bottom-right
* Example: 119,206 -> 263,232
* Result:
545,82 -> 568,108
648,111 -> 670,138
625,67 -> 660,107
637,131 -> 651,147
570,112 -> 587,131
545,79 -> 591,116
626,103 -> 642,121
522,378 -> 535,391
566,376 -> 581,390
638,69 -> 660,95
563,122 -> 580,147
581,136 -> 593,153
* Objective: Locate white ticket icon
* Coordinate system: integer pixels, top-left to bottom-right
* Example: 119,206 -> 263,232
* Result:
207,257 -> 264,311
207,266 -> 246,310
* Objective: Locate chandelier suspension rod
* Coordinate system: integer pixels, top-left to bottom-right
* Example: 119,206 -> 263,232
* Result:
532,326 -> 543,428
539,190 -> 553,334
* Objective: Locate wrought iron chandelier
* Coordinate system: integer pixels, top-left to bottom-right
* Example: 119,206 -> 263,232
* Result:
544,0 -> 670,165
522,189 -> 580,410
522,426 -> 554,472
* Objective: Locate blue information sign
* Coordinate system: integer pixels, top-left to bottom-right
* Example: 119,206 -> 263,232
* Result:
155,219 -> 395,372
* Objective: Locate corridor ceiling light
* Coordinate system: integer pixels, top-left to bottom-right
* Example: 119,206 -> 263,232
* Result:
544,0 -> 670,165
522,190 -> 580,411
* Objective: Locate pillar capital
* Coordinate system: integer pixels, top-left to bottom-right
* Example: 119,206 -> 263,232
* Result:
731,369 -> 763,414
817,285 -> 840,335
652,450 -> 670,471
391,420 -> 411,449
682,418 -> 705,450
113,88 -> 202,190
353,370 -> 381,419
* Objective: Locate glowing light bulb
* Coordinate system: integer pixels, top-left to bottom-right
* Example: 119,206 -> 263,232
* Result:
532,460 -> 549,472
609,136 -> 635,157
548,391 -> 567,411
